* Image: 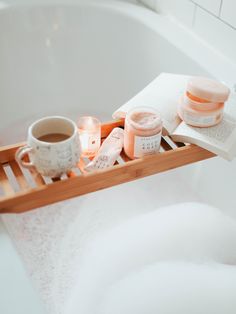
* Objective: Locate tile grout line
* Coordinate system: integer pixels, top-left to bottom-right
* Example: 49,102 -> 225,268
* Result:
136,0 -> 156,11
140,0 -> 235,31
189,1 -> 236,31
219,0 -> 223,17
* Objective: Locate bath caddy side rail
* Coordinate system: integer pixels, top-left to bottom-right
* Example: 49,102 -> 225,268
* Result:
0,119 -> 215,214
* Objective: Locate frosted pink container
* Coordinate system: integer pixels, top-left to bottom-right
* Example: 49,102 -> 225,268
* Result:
124,106 -> 162,159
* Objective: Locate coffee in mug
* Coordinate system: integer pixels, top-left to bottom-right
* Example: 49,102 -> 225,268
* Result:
37,133 -> 71,143
15,116 -> 81,178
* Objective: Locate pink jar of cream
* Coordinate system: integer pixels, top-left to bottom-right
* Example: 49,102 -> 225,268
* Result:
178,77 -> 230,127
124,106 -> 162,159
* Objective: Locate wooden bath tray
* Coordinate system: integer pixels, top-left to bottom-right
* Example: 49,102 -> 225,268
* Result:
0,119 -> 214,214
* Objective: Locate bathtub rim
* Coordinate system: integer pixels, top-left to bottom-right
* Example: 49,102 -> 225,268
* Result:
0,0 -> 235,90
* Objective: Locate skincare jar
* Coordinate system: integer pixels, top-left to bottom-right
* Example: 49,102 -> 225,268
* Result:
178,77 -> 230,127
124,106 -> 162,159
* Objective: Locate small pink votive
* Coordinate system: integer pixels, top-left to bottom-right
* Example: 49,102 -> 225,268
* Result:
78,116 -> 101,157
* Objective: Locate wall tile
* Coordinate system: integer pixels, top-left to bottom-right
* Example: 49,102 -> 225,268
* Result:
220,0 -> 236,28
138,0 -> 236,64
192,0 -> 222,16
193,6 -> 236,63
156,0 -> 196,27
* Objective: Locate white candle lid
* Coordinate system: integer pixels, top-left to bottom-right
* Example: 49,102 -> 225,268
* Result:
187,77 -> 230,103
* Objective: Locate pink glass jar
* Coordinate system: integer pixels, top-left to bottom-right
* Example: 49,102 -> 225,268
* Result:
178,77 -> 230,127
77,116 -> 101,157
124,106 -> 162,159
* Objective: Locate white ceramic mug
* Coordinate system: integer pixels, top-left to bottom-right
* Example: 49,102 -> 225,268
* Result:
15,116 -> 81,178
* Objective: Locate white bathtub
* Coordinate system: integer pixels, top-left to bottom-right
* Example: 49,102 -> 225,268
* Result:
0,1 -> 236,313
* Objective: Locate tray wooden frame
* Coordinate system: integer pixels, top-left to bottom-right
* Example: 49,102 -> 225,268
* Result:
0,119 -> 214,214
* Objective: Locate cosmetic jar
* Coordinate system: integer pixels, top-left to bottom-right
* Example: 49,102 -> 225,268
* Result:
124,106 -> 162,159
178,77 -> 230,127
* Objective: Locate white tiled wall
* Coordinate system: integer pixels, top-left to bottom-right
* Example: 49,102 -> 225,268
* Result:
192,0 -> 222,16
220,0 -> 236,28
139,0 -> 236,64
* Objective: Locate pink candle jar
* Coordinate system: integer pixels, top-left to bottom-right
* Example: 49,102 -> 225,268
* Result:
77,116 -> 101,157
124,106 -> 162,159
178,77 -> 230,127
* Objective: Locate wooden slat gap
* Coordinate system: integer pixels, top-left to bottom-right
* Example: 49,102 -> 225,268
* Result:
9,160 -> 30,190
0,164 -> 15,195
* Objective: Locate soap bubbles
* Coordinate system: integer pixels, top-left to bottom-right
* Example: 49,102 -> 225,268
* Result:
66,202 -> 236,314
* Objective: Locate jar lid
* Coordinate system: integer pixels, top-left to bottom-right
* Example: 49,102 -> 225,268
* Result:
126,106 -> 162,131
187,77 -> 230,103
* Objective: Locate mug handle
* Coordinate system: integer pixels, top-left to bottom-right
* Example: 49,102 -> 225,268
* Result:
15,145 -> 34,169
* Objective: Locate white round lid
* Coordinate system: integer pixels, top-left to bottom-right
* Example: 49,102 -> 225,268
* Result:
187,77 -> 230,102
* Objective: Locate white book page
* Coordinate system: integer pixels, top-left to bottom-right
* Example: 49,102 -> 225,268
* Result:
172,94 -> 236,160
113,73 -> 189,134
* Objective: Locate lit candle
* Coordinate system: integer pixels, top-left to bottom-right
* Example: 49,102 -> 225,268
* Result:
78,116 -> 101,157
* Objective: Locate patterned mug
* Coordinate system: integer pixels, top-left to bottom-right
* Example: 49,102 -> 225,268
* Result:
15,116 -> 81,178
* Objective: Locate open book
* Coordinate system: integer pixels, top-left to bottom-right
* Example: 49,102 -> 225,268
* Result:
113,73 -> 236,160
